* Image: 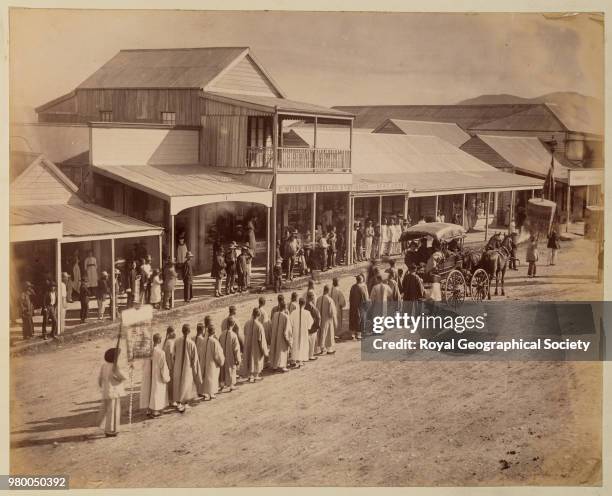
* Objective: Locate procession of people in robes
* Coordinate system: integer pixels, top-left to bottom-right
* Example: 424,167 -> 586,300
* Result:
99,256 -> 434,434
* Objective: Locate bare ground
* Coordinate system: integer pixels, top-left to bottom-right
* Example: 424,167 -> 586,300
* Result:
10,237 -> 603,487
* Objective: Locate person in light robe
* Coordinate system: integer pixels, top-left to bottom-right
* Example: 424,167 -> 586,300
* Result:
243,308 -> 269,382
257,296 -> 271,344
315,285 -> 338,355
305,291 -> 321,361
197,324 -> 225,400
163,326 -> 176,407
370,274 -> 391,323
289,297 -> 313,368
219,317 -> 241,392
98,347 -> 127,437
140,333 -> 170,418
84,250 -> 98,291
329,278 -> 347,339
269,300 -> 292,372
172,324 -> 201,413
349,274 -> 369,340
221,306 -> 243,351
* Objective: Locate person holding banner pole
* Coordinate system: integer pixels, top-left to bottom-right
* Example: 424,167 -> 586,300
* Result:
172,324 -> 201,413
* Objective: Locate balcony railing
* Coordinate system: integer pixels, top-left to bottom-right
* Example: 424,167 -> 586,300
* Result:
247,146 -> 351,171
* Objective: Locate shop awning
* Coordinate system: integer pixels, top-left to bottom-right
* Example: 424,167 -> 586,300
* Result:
93,163 -> 273,214
10,201 -> 163,242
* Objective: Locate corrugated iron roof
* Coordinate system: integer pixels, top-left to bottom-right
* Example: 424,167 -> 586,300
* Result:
288,127 -> 496,175
470,105 -> 565,132
478,135 -> 569,180
93,163 -> 271,199
206,92 -> 353,118
78,47 -> 248,89
459,136 -> 515,171
10,202 -> 162,239
332,104 -> 536,130
374,119 -> 471,147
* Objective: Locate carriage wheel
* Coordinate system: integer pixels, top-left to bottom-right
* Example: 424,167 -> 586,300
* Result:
444,269 -> 466,307
470,268 -> 489,301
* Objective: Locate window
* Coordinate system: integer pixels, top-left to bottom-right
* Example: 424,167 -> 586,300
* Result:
161,112 -> 176,125
100,110 -> 112,122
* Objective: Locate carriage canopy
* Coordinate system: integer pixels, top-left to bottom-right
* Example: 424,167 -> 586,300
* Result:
400,222 -> 466,243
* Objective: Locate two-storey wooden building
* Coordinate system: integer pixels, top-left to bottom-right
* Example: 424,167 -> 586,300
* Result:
36,47 -> 354,277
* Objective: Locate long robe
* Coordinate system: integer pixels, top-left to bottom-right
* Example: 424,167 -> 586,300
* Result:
349,282 -> 369,333
258,307 -> 271,345
316,294 -> 337,352
370,282 -> 391,317
140,346 -> 170,411
219,329 -> 241,388
163,338 -> 175,403
196,335 -> 225,396
222,316 -> 244,352
289,307 -> 313,362
269,310 -> 292,369
329,286 -> 346,337
243,318 -> 269,376
84,255 -> 98,288
172,336 -> 201,403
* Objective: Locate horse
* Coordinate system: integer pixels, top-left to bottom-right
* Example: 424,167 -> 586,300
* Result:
480,233 -> 512,298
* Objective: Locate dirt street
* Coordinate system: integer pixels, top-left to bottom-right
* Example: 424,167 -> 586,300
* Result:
10,236 -> 603,487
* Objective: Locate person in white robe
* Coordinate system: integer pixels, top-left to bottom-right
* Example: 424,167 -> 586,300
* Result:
162,326 -> 176,407
315,285 -> 338,355
270,294 -> 285,317
289,298 -> 313,367
84,250 -> 98,289
140,333 -> 170,417
257,296 -> 271,344
243,308 -> 269,382
219,320 -> 241,391
172,324 -> 201,413
197,324 -> 225,399
269,301 -> 292,372
98,347 -> 127,437
329,278 -> 346,339
222,306 -> 243,351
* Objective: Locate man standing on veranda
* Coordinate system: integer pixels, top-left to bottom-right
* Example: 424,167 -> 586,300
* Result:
140,333 -> 171,418
172,324 -> 201,413
315,285 -> 337,355
329,277 -> 346,339
243,308 -> 269,382
269,300 -> 292,372
289,297 -> 313,368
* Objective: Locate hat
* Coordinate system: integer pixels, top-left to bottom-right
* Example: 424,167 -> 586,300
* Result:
276,257 -> 283,264
186,251 -> 194,258
229,242 -> 237,249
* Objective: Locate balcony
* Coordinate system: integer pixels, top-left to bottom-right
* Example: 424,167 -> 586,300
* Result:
247,146 -> 351,172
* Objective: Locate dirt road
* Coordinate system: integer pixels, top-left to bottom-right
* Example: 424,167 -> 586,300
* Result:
10,237 -> 603,487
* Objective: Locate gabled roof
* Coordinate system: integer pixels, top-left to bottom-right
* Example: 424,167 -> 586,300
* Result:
477,135 -> 569,180
10,151 -> 79,192
470,104 -> 566,132
373,118 -> 471,147
205,92 -> 353,119
459,136 -> 515,171
77,47 -> 285,96
333,104 -> 535,130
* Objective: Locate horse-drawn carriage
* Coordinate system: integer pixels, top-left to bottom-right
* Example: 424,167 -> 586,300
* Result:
400,222 -> 490,306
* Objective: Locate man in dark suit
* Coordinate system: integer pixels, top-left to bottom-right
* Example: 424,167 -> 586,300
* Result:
42,281 -> 58,340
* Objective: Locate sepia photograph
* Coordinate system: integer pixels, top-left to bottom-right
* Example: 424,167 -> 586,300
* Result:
5,5 -> 607,491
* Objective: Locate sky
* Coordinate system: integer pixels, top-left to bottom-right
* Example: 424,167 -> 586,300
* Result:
8,9 -> 605,121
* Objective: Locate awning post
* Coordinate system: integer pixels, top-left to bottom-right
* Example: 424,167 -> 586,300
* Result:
345,193 -> 351,265
311,192 -> 317,239
434,195 -> 439,221
56,239 -> 62,336
566,184 -> 571,233
170,213 -> 175,308
509,191 -> 515,234
111,238 -> 116,321
461,193 -> 466,229
266,206 -> 271,284
485,192 -> 490,241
